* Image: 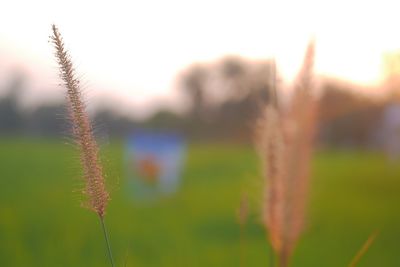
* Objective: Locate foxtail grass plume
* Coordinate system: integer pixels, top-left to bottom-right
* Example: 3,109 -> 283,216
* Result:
51,25 -> 110,218
257,41 -> 317,267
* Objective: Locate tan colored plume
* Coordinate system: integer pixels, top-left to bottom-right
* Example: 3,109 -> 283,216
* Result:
50,25 -> 110,218
257,41 -> 317,267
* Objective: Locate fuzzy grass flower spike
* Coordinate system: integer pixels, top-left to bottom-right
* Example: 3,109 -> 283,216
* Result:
50,24 -> 115,267
257,41 -> 317,267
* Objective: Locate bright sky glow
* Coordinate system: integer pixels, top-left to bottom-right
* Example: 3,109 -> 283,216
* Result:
1,0 -> 400,117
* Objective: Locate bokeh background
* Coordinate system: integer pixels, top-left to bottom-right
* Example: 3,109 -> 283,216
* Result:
1,0 -> 400,266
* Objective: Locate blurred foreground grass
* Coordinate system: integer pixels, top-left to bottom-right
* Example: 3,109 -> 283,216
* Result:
0,139 -> 399,267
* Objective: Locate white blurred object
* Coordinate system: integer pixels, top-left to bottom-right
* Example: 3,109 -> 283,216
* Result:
382,103 -> 400,160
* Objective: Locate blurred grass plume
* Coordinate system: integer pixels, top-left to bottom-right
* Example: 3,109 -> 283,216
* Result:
257,41 -> 317,267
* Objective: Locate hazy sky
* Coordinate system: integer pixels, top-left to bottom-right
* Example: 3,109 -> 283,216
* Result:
1,0 -> 399,117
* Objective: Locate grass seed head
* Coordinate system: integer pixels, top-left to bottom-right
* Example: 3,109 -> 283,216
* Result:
51,24 -> 110,218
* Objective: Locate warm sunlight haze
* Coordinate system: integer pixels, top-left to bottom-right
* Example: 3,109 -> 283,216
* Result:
2,1 -> 400,267
1,0 -> 400,117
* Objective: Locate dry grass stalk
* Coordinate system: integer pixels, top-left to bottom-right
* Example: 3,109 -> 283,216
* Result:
257,41 -> 317,267
348,231 -> 379,267
50,24 -> 109,218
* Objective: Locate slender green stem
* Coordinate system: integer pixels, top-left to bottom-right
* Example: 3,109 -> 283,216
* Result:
239,224 -> 245,267
269,244 -> 274,267
100,217 -> 115,267
123,246 -> 130,267
268,237 -> 276,267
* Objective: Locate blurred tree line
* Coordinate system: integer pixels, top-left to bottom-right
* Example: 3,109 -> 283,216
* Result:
0,74 -> 67,137
0,57 -> 397,148
318,78 -> 386,148
177,56 -> 273,140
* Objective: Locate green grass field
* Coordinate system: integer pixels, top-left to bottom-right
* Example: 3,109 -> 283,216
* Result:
0,139 -> 399,267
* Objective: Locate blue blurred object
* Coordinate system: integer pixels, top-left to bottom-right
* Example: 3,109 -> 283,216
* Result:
125,129 -> 186,200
